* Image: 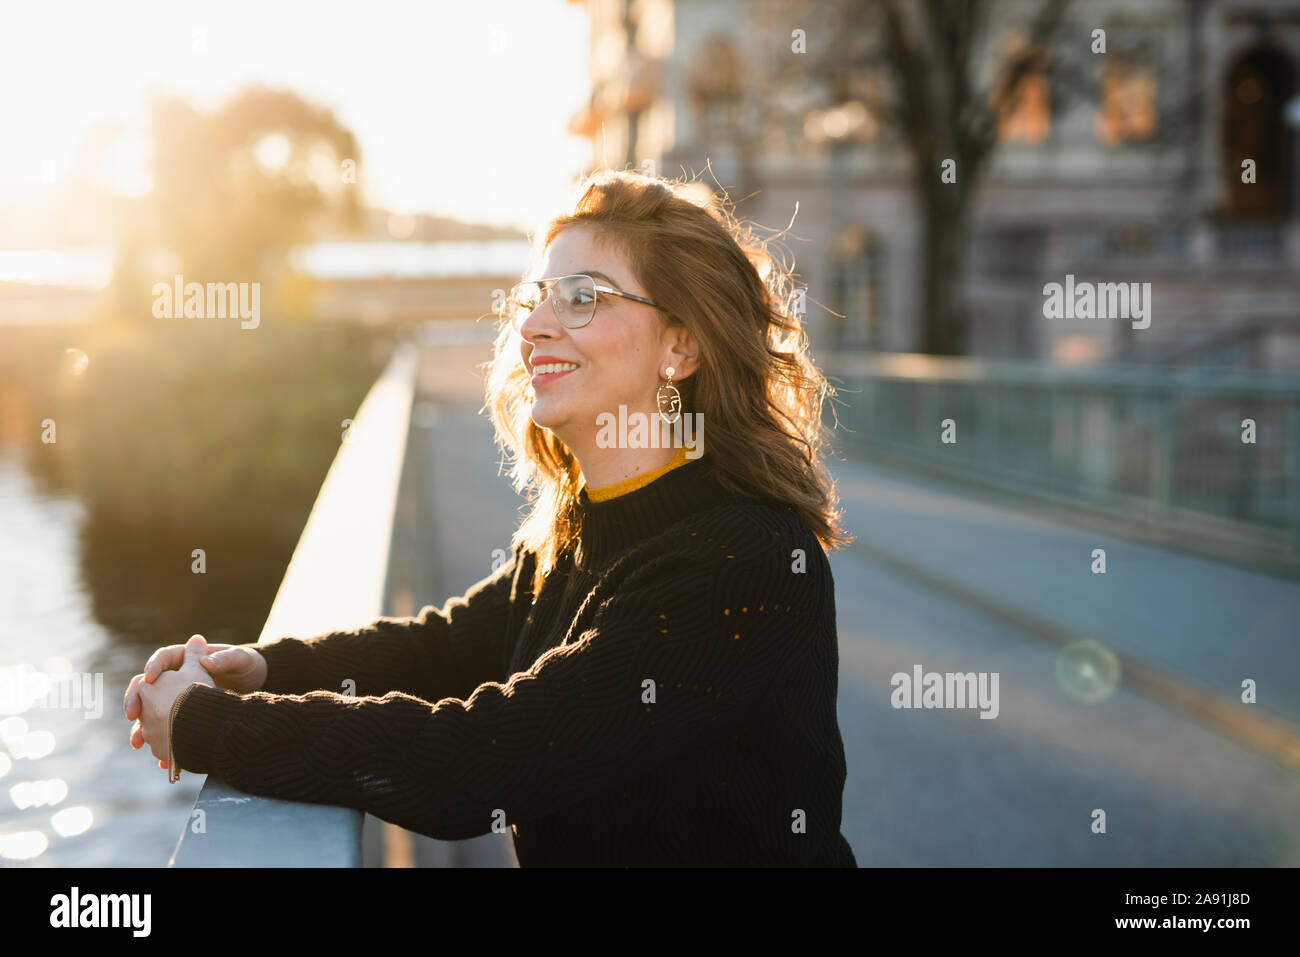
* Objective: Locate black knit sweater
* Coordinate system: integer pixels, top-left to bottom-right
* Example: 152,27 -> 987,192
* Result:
172,450 -> 857,866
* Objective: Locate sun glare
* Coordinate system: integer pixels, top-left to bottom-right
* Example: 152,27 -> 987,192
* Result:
0,0 -> 590,232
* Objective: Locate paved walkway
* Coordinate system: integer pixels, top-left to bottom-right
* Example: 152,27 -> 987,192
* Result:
387,329 -> 1300,865
830,453 -> 1300,728
828,452 -> 1300,865
389,333 -> 522,866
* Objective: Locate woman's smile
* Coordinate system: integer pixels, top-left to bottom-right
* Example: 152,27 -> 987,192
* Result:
529,355 -> 581,386
531,365 -> 579,385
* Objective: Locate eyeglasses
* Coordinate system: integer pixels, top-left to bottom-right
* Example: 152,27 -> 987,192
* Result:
507,273 -> 660,330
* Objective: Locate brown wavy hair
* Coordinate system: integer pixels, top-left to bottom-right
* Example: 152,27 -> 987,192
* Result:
483,167 -> 851,596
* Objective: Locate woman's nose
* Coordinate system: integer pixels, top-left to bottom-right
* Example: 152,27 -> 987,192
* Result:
519,300 -> 561,340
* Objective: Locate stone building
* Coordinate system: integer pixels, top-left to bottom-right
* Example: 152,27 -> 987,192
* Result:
566,0 -> 1300,371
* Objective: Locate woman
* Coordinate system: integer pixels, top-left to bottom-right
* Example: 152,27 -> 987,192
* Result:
124,169 -> 858,866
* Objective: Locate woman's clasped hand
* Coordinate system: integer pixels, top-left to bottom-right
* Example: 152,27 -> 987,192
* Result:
122,634 -> 268,771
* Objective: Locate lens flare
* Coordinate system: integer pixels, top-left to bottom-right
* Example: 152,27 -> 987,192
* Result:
10,778 -> 68,809
1055,638 -> 1121,703
0,830 -> 47,860
63,348 -> 89,375
51,806 -> 93,838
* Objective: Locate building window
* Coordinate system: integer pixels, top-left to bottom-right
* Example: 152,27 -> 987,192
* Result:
996,37 -> 1051,143
688,36 -> 743,143
1096,64 -> 1157,144
830,228 -> 884,350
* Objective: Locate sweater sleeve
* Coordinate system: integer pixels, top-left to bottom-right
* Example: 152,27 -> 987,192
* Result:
250,546 -> 525,702
170,515 -> 823,841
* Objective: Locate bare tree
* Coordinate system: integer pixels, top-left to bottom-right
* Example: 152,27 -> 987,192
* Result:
802,0 -> 1074,355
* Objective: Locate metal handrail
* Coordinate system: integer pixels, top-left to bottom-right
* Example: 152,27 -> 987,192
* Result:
823,351 -> 1300,574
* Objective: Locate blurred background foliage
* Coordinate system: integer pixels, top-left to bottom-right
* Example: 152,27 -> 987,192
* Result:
2,319 -> 389,645
0,84 -> 385,646
103,84 -> 363,324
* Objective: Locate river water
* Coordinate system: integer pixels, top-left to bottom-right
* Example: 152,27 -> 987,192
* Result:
0,445 -> 204,866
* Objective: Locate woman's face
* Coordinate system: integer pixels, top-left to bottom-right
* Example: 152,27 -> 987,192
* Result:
517,225 -> 684,447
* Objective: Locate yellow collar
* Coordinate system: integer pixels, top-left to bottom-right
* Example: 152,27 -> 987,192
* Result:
583,446 -> 690,502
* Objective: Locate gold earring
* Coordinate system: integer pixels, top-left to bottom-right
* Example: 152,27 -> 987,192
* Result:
656,366 -> 681,424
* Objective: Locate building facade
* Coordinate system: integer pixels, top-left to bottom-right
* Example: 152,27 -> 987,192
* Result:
568,0 -> 1300,371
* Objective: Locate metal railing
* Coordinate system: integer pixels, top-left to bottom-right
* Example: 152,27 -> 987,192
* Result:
824,352 -> 1300,575
169,341 -> 420,866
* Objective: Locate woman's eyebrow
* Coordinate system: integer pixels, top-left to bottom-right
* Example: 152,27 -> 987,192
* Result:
576,269 -> 621,288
